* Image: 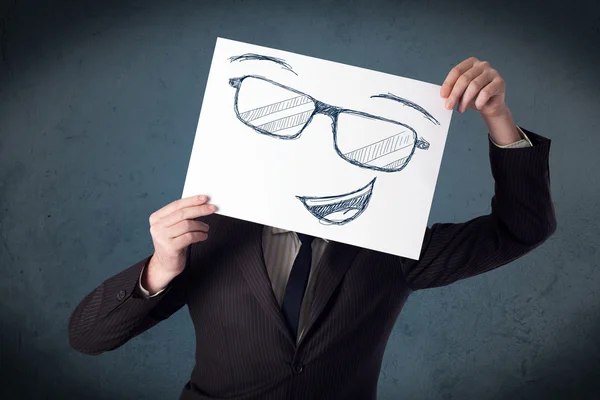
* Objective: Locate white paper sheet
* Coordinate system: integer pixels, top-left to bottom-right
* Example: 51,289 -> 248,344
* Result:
182,38 -> 453,260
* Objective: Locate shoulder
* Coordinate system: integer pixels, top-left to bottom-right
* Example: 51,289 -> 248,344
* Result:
201,213 -> 260,232
196,213 -> 264,247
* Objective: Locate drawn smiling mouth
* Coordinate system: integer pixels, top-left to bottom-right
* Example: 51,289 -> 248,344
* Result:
296,178 -> 376,225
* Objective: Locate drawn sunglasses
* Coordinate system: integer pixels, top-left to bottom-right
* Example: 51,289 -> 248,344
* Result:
228,75 -> 431,173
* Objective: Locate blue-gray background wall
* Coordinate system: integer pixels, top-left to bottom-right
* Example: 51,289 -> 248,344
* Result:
1,0 -> 598,398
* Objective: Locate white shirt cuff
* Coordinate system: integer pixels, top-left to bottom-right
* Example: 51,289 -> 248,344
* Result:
491,126 -> 533,149
138,264 -> 167,299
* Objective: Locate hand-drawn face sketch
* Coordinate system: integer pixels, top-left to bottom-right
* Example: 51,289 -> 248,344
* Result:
182,38 -> 453,259
228,57 -> 438,225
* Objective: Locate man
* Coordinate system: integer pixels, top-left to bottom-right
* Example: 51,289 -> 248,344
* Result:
68,57 -> 556,400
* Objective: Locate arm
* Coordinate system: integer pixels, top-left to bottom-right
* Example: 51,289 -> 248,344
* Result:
68,254 -> 189,355
400,128 -> 555,290
68,195 -> 216,355
400,57 -> 557,290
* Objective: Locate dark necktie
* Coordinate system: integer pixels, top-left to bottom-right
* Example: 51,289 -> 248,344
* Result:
281,233 -> 314,339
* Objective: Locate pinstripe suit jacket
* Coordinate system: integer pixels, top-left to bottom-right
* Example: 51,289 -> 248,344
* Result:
69,129 -> 556,399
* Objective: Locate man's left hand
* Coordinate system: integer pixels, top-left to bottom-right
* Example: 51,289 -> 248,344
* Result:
440,57 -> 508,117
440,57 -> 522,146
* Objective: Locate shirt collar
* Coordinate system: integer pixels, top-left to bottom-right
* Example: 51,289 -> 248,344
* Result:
268,226 -> 329,243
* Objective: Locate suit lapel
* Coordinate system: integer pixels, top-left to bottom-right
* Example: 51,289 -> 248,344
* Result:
233,219 -> 296,347
299,240 -> 360,346
230,217 -> 360,348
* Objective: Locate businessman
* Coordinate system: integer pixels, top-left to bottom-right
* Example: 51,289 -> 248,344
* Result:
69,57 -> 556,400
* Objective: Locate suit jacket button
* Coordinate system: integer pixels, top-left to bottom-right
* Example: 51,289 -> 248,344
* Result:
292,363 -> 304,374
117,289 -> 126,300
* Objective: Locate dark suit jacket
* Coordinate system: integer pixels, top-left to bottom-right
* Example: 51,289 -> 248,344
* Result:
69,129 -> 556,400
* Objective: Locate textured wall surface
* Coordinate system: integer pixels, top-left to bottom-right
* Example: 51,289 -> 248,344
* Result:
1,0 -> 599,399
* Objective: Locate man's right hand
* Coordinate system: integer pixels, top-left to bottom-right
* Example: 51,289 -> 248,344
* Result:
142,195 -> 216,295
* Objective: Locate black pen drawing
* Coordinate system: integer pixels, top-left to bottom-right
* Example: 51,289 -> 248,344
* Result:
228,75 -> 432,173
371,93 -> 441,125
227,64 -> 439,225
296,178 -> 376,225
228,53 -> 298,76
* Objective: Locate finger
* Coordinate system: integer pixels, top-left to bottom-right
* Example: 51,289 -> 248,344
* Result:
166,220 -> 210,239
457,69 -> 495,113
440,57 -> 479,98
475,76 -> 505,110
171,231 -> 209,250
150,195 -> 208,225
445,65 -> 485,110
161,204 -> 217,227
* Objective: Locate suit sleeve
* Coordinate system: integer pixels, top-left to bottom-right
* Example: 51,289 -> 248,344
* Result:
68,249 -> 191,355
400,128 -> 557,290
